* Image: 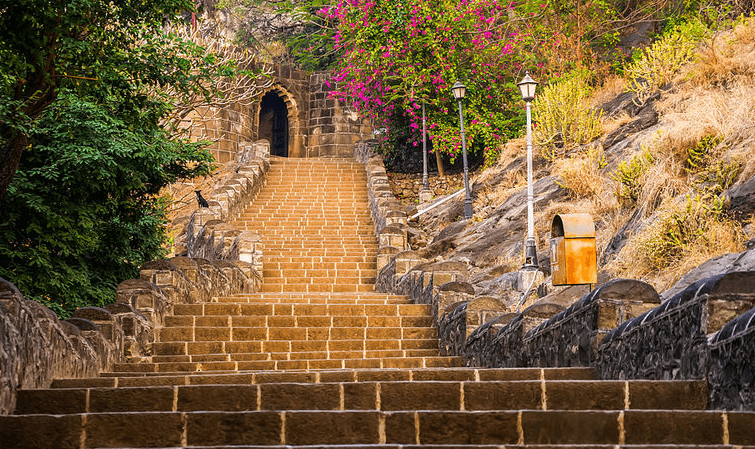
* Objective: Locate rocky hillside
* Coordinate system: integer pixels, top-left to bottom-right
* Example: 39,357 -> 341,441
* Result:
405,17 -> 755,306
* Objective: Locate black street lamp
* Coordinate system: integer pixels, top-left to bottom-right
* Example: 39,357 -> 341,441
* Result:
420,101 -> 431,202
452,81 -> 473,219
517,71 -> 539,269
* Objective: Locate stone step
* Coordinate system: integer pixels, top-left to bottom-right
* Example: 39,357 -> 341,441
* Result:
4,409 -> 754,447
263,258 -> 376,265
52,368 -> 597,388
112,355 -> 465,372
15,380 -> 708,415
261,270 -> 377,278
172,303 -> 430,317
157,326 -> 438,343
211,294 -> 402,304
262,277 -> 377,286
163,314 -> 429,329
151,348 -> 442,362
260,284 -> 376,293
52,367 -> 598,388
155,338 -> 438,356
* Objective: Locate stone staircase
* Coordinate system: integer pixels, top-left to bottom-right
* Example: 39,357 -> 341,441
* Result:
2,157 -> 755,448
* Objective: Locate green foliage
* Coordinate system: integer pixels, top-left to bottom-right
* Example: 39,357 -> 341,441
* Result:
611,146 -> 657,205
533,69 -> 603,160
700,160 -> 742,195
0,93 -> 214,318
686,134 -> 721,172
625,19 -> 710,104
0,1 -> 243,316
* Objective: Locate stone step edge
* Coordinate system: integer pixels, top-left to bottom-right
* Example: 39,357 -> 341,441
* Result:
21,379 -> 708,414
55,367 -> 597,384
110,356 -> 465,372
2,410 -> 753,447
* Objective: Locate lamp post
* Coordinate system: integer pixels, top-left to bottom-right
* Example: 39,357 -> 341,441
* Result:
420,101 -> 432,203
451,81 -> 473,219
517,71 -> 539,269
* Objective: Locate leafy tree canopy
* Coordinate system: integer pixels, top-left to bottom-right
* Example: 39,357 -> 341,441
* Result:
0,0 -> 254,316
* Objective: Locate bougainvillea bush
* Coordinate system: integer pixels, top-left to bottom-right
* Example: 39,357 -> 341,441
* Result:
325,0 -> 555,167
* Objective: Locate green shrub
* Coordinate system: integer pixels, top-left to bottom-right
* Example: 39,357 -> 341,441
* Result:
639,194 -> 731,270
611,146 -> 656,205
625,20 -> 709,105
0,93 -> 214,318
533,69 -> 603,160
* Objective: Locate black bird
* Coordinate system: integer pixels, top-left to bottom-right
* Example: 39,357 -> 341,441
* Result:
195,190 -> 209,208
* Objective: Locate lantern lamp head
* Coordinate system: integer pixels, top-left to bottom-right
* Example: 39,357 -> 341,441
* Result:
451,81 -> 466,101
517,72 -> 538,102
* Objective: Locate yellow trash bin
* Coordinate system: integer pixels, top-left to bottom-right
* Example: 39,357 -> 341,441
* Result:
550,213 -> 598,286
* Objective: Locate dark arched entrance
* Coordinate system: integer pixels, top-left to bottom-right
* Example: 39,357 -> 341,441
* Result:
259,91 -> 289,157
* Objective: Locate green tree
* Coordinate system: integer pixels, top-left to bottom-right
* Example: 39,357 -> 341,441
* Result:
0,0 -> 233,198
0,93 -> 214,317
0,1 -> 259,316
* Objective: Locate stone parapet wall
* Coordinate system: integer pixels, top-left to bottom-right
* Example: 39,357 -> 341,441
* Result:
0,254 -> 261,415
172,143 -> 269,276
361,152 -> 755,410
709,300 -> 755,410
596,272 -> 755,409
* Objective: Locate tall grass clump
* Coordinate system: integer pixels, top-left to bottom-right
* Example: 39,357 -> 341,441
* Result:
630,194 -> 746,286
533,69 -> 603,160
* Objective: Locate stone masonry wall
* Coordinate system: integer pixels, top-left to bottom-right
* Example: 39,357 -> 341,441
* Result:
0,255 -> 260,415
310,72 -> 374,157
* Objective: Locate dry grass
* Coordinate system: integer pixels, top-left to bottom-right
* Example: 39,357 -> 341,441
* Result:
607,196 -> 747,292
552,147 -> 607,200
590,75 -> 628,109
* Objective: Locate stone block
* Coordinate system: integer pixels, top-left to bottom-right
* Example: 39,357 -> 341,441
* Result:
85,412 -> 183,447
285,411 -> 381,445
521,410 -> 619,444
186,411 -> 282,446
380,381 -> 461,411
418,411 -> 518,445
464,380 -> 540,410
623,410 -> 723,444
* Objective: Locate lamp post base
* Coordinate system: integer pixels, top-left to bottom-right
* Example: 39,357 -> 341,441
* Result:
464,198 -> 473,219
523,238 -> 538,269
419,189 -> 433,204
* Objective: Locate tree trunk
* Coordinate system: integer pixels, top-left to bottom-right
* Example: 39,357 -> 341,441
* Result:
0,131 -> 27,200
435,150 -> 445,177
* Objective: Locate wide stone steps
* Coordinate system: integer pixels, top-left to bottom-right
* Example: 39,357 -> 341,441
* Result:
6,399 -> 755,446
212,292 -> 408,304
10,158 -> 755,448
110,355 -> 464,372
52,367 -> 598,387
156,326 -> 438,342
15,379 -> 707,415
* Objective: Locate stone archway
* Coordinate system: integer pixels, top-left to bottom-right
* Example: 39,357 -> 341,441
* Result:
258,91 -> 289,157
253,83 -> 304,158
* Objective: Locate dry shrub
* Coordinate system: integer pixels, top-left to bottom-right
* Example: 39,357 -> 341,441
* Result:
600,111 -> 633,137
591,75 -> 628,109
610,195 -> 747,292
554,147 -> 607,200
733,14 -> 755,43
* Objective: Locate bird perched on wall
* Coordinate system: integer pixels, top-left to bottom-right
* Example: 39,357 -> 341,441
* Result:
195,190 -> 209,208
